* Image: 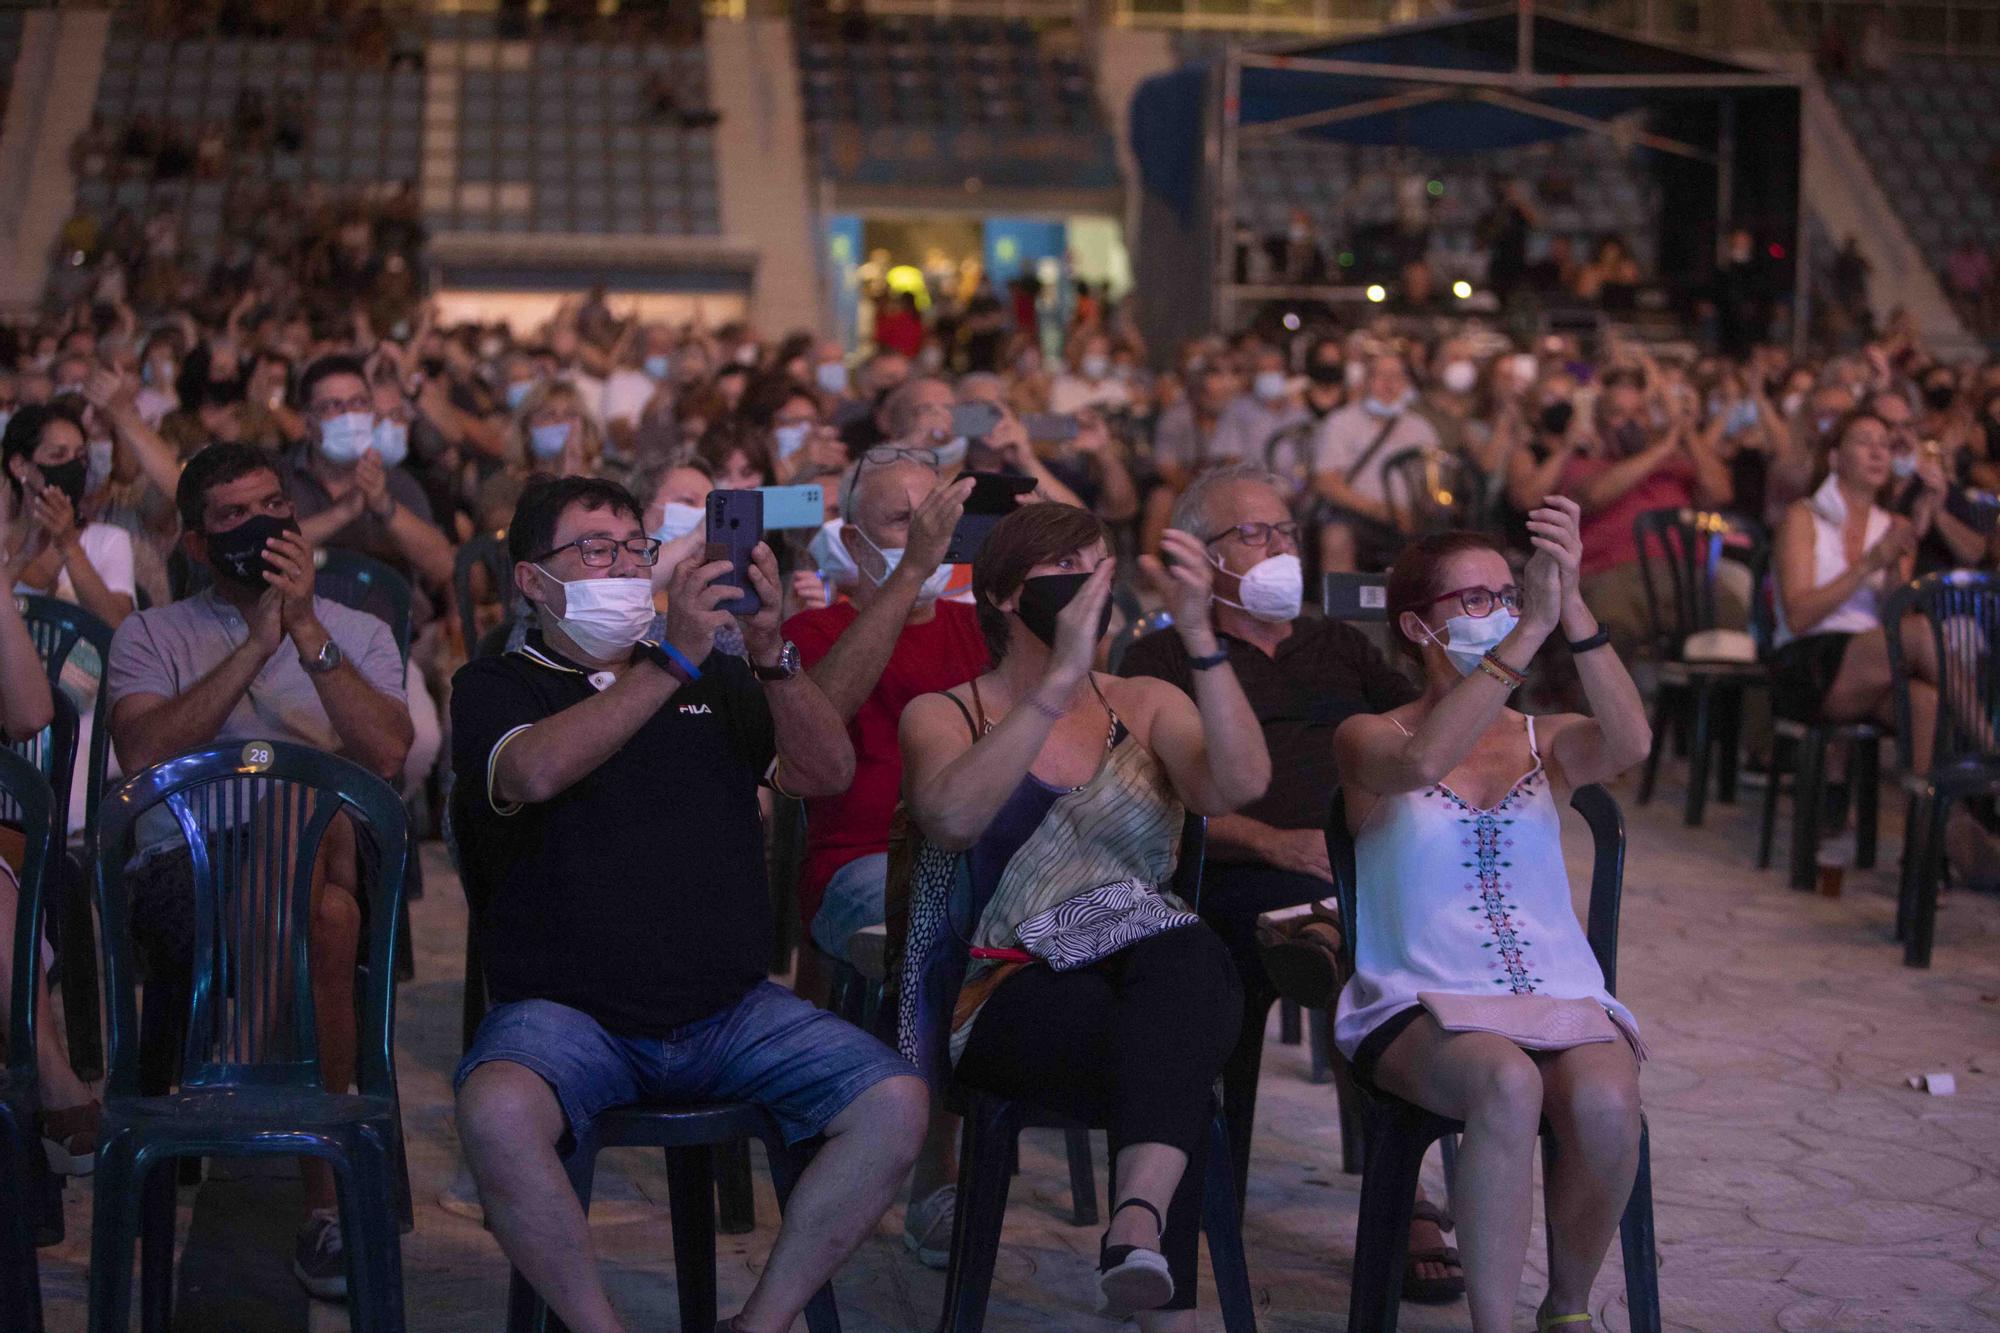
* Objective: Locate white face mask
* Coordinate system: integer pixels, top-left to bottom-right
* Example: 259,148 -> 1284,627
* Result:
86,438 -> 115,493
534,568 -> 656,661
816,361 -> 850,395
1441,360 -> 1479,394
1253,370 -> 1289,402
318,412 -> 375,465
1081,353 -> 1111,380
773,422 -> 811,461
371,419 -> 409,467
1419,610 -> 1520,676
530,422 -> 571,460
1891,453 -> 1919,480
1780,391 -> 1805,418
850,524 -> 953,603
650,502 -> 704,544
1362,390 -> 1411,419
1213,552 -> 1302,623
809,519 -> 860,588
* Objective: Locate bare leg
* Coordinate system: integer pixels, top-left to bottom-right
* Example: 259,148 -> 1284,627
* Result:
1105,1142 -> 1187,1249
0,874 -> 93,1109
1319,520 -> 1358,575
731,1074 -> 928,1332
1374,1015 -> 1544,1333
458,1061 -> 624,1333
1536,1041 -> 1642,1320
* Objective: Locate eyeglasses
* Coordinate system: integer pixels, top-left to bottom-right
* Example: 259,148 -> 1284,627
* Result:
1203,520 -> 1302,548
1424,584 -> 1523,619
309,394 -> 373,420
530,536 -> 664,568
860,445 -> 940,468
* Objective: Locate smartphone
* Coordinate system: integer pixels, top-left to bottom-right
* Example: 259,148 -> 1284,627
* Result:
1322,572 -> 1389,621
704,488 -> 764,616
1020,412 -> 1080,443
944,471 -> 1040,565
756,483 -> 825,531
950,400 -> 1003,440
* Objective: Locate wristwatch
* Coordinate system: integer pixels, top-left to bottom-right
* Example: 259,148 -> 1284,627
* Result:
752,640 -> 801,683
301,639 -> 343,675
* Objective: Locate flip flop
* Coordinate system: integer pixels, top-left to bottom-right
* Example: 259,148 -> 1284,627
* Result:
1402,1200 -> 1464,1305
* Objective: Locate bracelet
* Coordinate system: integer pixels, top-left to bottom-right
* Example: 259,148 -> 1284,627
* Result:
1025,691 -> 1068,722
656,641 -> 702,683
1566,625 -> 1613,655
1476,649 -> 1526,690
1187,647 -> 1230,672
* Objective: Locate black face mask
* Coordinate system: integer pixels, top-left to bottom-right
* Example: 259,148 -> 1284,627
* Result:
1610,421 -> 1648,457
1539,400 -> 1575,436
1015,572 -> 1112,650
1305,362 -> 1345,387
38,459 -> 88,511
203,513 -> 297,586
1923,383 -> 1956,412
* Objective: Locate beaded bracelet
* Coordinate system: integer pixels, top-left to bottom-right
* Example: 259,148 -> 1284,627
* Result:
1476,649 -> 1526,690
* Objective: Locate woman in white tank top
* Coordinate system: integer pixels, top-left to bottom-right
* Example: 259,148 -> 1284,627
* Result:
1771,411 -> 1940,774
1333,497 -> 1653,1333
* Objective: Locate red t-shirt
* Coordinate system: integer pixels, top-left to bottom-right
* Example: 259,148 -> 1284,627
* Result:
1559,452 -> 1698,577
783,598 -> 989,922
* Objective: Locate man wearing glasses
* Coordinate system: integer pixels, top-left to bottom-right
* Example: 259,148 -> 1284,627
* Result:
1119,465 -> 1466,1306
451,476 -> 927,1333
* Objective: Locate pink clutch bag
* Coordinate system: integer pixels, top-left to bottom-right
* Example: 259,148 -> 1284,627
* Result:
1417,992 -> 1620,1051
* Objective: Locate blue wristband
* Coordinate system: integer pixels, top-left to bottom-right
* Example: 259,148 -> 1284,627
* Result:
654,641 -> 702,682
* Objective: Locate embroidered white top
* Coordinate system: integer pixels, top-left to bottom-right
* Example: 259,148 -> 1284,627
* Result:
1333,713 -> 1640,1059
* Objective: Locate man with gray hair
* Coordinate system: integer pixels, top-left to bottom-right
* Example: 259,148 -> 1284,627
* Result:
1117,463 -> 1462,1303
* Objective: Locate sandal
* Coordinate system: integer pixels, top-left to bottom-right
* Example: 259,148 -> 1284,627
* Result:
1537,1313 -> 1593,1331
1401,1199 -> 1464,1305
1097,1197 -> 1175,1318
41,1099 -> 101,1177
1256,898 -> 1346,1007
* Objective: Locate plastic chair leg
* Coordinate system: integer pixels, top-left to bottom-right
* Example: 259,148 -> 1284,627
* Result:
336,1128 -> 407,1333
1331,1056 -> 1366,1176
1896,792 -> 1926,942
1438,1132 -> 1459,1210
1788,728 -> 1825,891
1684,682 -> 1714,827
1906,794 -> 1952,968
87,1134 -> 145,1333
1063,1126 -> 1098,1226
1756,731 -> 1786,870
1619,1119 -> 1662,1333
57,862 -> 104,1083
1199,1111 -> 1258,1333
1277,998 -> 1302,1045
715,1138 -> 756,1235
1637,686 -> 1674,807
1307,1007 -> 1334,1085
940,1095 -> 1023,1333
1347,1101 -> 1437,1333
138,1153 -> 176,1333
1220,993 -> 1274,1216
665,1145 -> 721,1333
1,1102 -> 46,1333
1853,737 -> 1880,870
1713,684 -> 1744,805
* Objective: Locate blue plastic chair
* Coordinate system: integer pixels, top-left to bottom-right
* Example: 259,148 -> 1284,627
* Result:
0,745 -> 60,1330
87,741 -> 411,1332
313,549 -> 414,668
907,814 -> 1260,1332
1325,784 -> 1661,1333
1885,571 -> 2000,967
19,595 -> 115,1082
451,530 -> 512,661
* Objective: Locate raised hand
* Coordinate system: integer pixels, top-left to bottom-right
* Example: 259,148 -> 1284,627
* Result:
355,448 -> 394,517
1141,528 -> 1215,638
1044,558 -> 1116,689
29,485 -> 79,552
903,474 -> 973,579
1524,494 -> 1583,610
735,542 -> 786,661
261,529 -> 318,632
1865,518 -> 1917,573
663,555 -> 738,669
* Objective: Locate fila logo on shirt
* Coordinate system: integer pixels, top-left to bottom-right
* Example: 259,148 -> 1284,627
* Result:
678,703 -> 714,716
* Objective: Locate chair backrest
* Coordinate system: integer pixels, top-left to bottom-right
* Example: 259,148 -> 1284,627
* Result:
1632,507 -> 1767,656
4,693 -> 78,853
452,530 -> 512,659
1324,782 -> 1628,995
18,594 -> 116,833
91,741 -> 410,1098
1263,419 -> 1317,493
313,548 -> 414,666
1883,569 -> 2000,773
0,746 -> 57,1083
1380,446 -> 1470,537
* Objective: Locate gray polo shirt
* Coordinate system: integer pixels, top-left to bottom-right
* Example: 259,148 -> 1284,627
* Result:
107,590 -> 406,847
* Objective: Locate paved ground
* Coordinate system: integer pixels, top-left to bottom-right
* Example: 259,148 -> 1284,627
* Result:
31,765 -> 2000,1331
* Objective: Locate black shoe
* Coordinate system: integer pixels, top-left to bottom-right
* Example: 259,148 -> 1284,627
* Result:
1097,1197 -> 1174,1317
292,1209 -> 348,1302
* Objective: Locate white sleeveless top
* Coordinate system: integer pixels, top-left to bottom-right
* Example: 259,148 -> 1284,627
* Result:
1772,474 -> 1891,648
1333,714 -> 1640,1058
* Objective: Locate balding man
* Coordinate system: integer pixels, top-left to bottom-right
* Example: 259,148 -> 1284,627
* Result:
780,452 -> 984,1269
1309,352 -> 1440,571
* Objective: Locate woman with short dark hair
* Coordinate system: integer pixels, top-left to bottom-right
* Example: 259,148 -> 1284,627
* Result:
899,503 -> 1269,1328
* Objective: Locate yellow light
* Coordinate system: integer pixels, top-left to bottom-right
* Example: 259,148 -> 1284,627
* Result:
1452,280 -> 1473,299
1365,284 -> 1387,303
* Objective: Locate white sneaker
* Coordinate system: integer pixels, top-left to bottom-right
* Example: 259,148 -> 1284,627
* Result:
902,1183 -> 956,1270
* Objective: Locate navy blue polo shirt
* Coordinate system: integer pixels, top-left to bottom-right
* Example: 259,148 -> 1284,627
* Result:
450,632 -> 776,1036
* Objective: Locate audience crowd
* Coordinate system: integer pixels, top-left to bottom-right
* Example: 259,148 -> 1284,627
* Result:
4,230 -> 2000,1331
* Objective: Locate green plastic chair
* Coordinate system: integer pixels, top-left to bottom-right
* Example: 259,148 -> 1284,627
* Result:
87,741 -> 411,1332
0,744 -> 60,1326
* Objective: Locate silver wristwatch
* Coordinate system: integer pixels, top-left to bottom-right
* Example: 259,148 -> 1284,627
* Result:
301,639 -> 344,675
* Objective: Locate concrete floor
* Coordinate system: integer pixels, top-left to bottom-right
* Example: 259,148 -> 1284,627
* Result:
30,765 -> 2000,1331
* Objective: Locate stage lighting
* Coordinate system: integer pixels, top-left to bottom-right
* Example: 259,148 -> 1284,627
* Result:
1452,280 -> 1473,299
1365,284 -> 1387,303
1282,312 -> 1301,331
1427,179 -> 1444,197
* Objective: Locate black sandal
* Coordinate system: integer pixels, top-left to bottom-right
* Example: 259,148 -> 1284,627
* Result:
1402,1200 -> 1465,1305
1097,1197 -> 1175,1317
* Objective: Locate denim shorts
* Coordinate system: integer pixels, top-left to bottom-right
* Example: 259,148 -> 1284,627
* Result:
454,981 -> 915,1146
809,852 -> 888,962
